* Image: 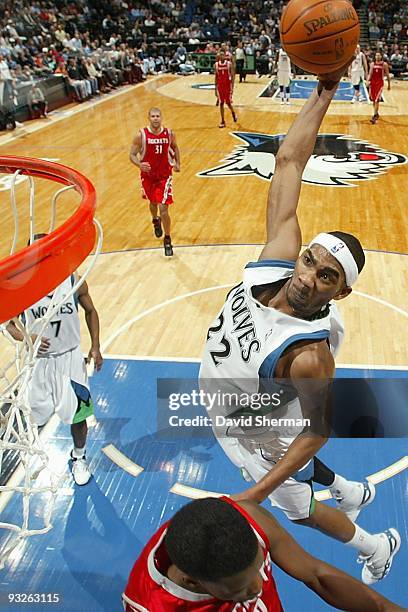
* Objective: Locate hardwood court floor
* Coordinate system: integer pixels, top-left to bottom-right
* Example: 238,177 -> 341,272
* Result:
0,75 -> 407,366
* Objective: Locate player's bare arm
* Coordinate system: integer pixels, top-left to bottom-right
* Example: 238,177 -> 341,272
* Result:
362,53 -> 368,78
6,319 -> 50,354
232,344 -> 334,503
172,132 -> 181,172
77,279 -> 103,371
229,61 -> 234,89
385,62 -> 391,89
367,62 -> 373,86
239,502 -> 403,611
259,62 -> 350,263
130,131 -> 151,173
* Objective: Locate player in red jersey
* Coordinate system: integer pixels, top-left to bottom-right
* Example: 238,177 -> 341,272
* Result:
130,107 -> 180,256
367,52 -> 390,124
215,50 -> 237,128
123,497 -> 402,612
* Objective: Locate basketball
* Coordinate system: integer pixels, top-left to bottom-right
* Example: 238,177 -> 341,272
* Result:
280,0 -> 360,75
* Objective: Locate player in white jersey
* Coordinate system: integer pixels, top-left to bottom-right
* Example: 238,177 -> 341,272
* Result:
200,64 -> 400,585
348,45 -> 368,103
7,234 -> 103,485
276,48 -> 292,104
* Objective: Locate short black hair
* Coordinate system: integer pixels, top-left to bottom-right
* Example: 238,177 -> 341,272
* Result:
328,231 -> 365,274
164,498 -> 258,581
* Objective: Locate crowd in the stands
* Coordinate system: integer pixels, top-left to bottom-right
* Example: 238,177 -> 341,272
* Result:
367,0 -> 407,42
0,0 -> 407,130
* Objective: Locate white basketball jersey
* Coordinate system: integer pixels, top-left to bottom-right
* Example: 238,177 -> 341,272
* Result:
351,52 -> 364,73
199,260 -> 344,414
277,49 -> 291,73
24,276 -> 81,356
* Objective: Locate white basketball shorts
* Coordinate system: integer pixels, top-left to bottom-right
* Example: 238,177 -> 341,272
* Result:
26,346 -> 93,427
217,435 -> 314,520
278,70 -> 291,87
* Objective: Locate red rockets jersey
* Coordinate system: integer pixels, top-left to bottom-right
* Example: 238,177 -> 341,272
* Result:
140,126 -> 175,180
371,61 -> 385,85
215,60 -> 232,91
123,497 -> 283,612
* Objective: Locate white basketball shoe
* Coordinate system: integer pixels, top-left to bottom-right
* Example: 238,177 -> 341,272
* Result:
71,452 -> 92,485
358,528 -> 401,585
331,480 -> 376,522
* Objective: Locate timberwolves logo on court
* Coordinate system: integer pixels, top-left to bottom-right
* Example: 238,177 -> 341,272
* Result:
198,133 -> 407,187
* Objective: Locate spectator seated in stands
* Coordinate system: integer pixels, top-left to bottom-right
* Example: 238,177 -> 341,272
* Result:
27,81 -> 48,118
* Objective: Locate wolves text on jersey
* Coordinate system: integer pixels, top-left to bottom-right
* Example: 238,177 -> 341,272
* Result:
29,301 -> 74,319
208,284 -> 260,365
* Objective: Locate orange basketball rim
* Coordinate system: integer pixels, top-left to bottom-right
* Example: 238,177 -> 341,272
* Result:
0,156 -> 96,323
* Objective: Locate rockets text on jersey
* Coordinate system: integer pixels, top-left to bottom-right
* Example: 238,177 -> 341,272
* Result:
140,126 -> 175,179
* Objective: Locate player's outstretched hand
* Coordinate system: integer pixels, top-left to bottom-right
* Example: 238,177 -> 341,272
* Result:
174,162 -> 180,172
88,346 -> 103,371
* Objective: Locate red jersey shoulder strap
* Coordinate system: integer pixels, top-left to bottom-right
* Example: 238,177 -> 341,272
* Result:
220,496 -> 271,550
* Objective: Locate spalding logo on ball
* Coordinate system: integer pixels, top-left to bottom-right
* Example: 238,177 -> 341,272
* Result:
280,0 -> 360,74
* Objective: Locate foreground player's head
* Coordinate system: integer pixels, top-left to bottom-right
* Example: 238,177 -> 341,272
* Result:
286,231 -> 365,317
375,51 -> 382,62
165,498 -> 264,602
148,107 -> 162,130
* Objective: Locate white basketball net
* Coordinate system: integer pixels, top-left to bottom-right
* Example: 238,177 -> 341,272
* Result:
0,167 -> 103,568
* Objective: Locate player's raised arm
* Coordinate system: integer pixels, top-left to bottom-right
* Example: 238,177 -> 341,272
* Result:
240,502 -> 404,612
259,65 -> 348,263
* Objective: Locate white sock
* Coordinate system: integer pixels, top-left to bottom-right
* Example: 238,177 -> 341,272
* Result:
330,474 -> 355,497
347,524 -> 378,556
72,446 -> 86,459
280,91 -> 284,101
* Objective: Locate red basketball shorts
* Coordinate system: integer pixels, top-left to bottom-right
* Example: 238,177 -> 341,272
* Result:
369,81 -> 383,103
217,86 -> 232,104
141,175 -> 173,205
